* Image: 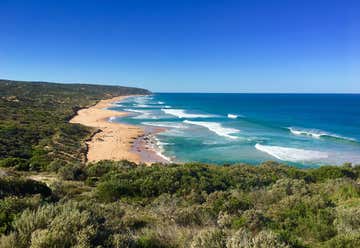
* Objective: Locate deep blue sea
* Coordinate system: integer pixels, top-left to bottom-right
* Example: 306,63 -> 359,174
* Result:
109,93 -> 360,167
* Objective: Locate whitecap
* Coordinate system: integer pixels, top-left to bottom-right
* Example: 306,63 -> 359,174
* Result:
227,114 -> 238,119
133,95 -> 152,105
255,143 -> 328,162
161,109 -> 214,118
288,127 -> 356,142
123,108 -> 145,114
135,104 -> 152,108
184,120 -> 239,139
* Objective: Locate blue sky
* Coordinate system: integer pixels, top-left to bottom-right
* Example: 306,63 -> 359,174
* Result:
0,0 -> 359,92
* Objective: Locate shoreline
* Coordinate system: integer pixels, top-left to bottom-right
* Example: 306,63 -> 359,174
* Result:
70,95 -> 168,164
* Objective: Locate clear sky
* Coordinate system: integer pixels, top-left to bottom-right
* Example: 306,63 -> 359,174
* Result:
0,0 -> 359,92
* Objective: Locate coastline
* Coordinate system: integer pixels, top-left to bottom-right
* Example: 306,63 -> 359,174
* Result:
70,95 -> 168,164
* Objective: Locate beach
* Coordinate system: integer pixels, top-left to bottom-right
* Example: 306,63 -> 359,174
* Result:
70,95 -> 168,164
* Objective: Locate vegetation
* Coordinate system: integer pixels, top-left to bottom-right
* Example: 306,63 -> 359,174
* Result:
0,80 -> 359,247
1,161 -> 359,247
0,79 -> 150,169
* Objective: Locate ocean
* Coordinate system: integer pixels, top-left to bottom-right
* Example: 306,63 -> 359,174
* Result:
109,93 -> 360,167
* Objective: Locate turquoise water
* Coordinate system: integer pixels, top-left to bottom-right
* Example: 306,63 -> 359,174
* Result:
109,93 -> 360,167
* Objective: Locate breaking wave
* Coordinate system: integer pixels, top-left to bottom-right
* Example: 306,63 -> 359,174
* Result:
255,143 -> 328,162
124,109 -> 158,119
227,114 -> 238,119
184,120 -> 239,139
288,127 -> 356,142
162,109 -> 214,118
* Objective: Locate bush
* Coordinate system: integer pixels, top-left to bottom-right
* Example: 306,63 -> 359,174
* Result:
226,229 -> 289,248
0,177 -> 52,198
335,206 -> 360,234
47,159 -> 66,172
174,205 -> 213,227
251,230 -> 289,248
226,228 -> 252,248
58,163 -> 87,181
309,166 -> 357,182
112,232 -> 136,248
0,158 -> 30,171
324,233 -> 360,248
190,228 -> 226,248
5,201 -> 100,248
0,196 -> 42,234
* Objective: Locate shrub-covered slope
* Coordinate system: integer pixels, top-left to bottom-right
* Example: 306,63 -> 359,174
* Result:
1,161 -> 359,247
0,79 -> 150,169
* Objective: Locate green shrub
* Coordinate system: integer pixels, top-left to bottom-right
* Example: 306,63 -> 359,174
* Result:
324,233 -> 360,248
309,166 -> 357,182
0,158 -> 30,171
174,206 -> 213,227
47,159 -> 66,172
58,163 -> 87,181
0,177 -> 52,198
0,196 -> 42,234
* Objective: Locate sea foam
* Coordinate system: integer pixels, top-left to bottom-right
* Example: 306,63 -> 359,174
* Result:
108,116 -> 116,122
288,127 -> 356,142
142,122 -> 187,129
124,109 -> 158,119
184,120 -> 239,139
227,114 -> 238,119
124,108 -> 145,113
255,143 -> 328,162
162,109 -> 214,118
146,134 -> 172,162
135,104 -> 152,108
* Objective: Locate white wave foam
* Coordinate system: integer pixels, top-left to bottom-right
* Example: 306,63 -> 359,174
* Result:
288,127 -> 356,141
133,96 -> 152,105
108,116 -> 116,122
135,104 -> 152,108
184,120 -> 239,139
227,114 -> 238,119
147,135 -> 172,162
157,101 -> 165,104
161,109 -> 214,118
142,122 -> 187,129
124,108 -> 145,113
255,143 -> 328,162
124,109 -> 158,119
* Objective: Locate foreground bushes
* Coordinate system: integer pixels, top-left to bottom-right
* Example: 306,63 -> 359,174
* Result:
0,161 -> 359,247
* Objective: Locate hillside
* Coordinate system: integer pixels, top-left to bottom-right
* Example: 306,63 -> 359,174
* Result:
0,79 -> 150,169
0,80 -> 359,248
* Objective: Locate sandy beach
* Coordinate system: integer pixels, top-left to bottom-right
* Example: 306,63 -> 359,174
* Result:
70,95 -> 168,164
